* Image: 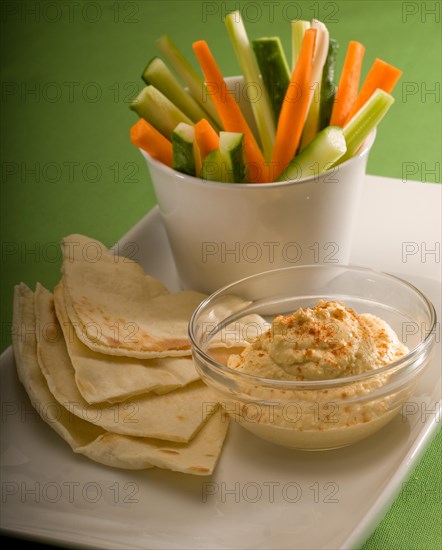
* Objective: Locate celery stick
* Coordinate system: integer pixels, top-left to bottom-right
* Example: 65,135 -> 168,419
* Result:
299,90 -> 321,151
172,123 -> 195,176
130,86 -> 192,139
300,20 -> 330,150
291,20 -> 310,70
155,35 -> 223,129
252,37 -> 290,123
278,126 -> 346,182
319,39 -> 339,131
339,89 -> 395,163
143,57 -> 217,126
225,11 -> 275,162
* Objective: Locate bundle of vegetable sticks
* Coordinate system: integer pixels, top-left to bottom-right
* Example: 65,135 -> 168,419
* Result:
130,12 -> 402,184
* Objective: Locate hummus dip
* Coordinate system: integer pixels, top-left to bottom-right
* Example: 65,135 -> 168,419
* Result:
224,301 -> 410,450
228,300 -> 408,380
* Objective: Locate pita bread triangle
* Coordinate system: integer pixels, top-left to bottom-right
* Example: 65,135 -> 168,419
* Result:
61,234 -> 206,358
53,283 -> 199,404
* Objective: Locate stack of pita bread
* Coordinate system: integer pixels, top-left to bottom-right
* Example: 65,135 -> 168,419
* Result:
12,235 -> 229,476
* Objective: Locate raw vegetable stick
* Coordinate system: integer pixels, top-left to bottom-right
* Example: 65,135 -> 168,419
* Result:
130,85 -> 192,138
340,89 -> 395,163
291,20 -> 310,70
156,35 -> 223,129
192,40 -> 268,183
344,58 -> 402,124
130,119 -> 173,167
172,122 -> 196,176
220,132 -> 246,183
201,133 -> 246,184
278,126 -> 346,182
271,28 -> 317,180
318,38 -> 339,131
194,119 -> 219,160
225,11 -> 276,162
201,149 -> 225,182
194,139 -> 202,177
252,37 -> 291,123
330,41 -> 365,127
299,20 -> 329,150
143,57 -> 218,127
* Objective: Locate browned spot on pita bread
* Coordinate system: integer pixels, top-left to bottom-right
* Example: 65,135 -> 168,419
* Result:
132,333 -> 191,353
76,378 -> 94,396
101,433 -> 118,443
45,325 -> 59,341
190,466 -> 210,473
160,449 -> 180,455
105,336 -> 122,347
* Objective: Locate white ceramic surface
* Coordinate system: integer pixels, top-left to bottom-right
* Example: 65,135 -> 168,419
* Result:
142,76 -> 374,294
0,176 -> 440,550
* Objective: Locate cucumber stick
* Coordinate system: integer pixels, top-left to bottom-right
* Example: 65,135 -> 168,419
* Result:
193,139 -> 202,177
201,132 -> 245,183
172,123 -> 196,176
130,86 -> 192,139
155,35 -> 223,129
143,57 -> 219,128
319,39 -> 339,131
225,11 -> 275,162
339,89 -> 394,163
252,37 -> 290,123
220,132 -> 246,183
277,126 -> 346,182
200,149 -> 224,182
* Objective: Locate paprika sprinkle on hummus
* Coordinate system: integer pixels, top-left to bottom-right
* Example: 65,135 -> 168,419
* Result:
228,301 -> 408,381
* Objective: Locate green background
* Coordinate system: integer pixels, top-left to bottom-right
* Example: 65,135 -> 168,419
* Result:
1,1 -> 441,548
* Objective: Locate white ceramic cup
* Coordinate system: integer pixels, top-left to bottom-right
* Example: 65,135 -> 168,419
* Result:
141,77 -> 375,294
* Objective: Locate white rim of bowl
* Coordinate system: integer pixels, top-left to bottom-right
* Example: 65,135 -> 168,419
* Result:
140,131 -> 376,189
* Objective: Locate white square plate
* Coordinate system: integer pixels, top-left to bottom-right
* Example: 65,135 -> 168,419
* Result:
1,176 -> 440,549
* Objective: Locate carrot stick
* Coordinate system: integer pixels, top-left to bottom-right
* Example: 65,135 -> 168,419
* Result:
130,118 -> 173,166
330,41 -> 365,127
344,58 -> 402,124
194,119 -> 219,161
271,28 -> 317,180
192,40 -> 268,183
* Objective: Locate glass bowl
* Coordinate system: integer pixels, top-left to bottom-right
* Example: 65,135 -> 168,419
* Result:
189,265 -> 436,450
